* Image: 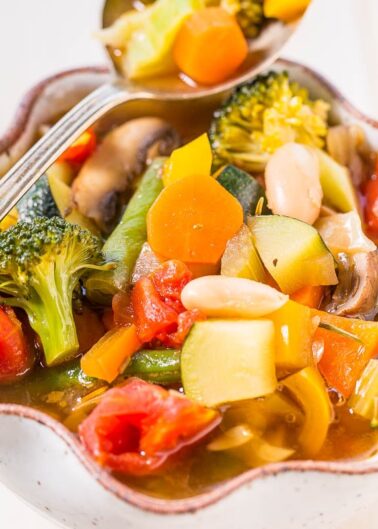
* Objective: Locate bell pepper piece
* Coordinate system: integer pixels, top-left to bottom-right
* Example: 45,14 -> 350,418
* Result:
162,134 -> 212,187
58,128 -> 97,165
282,367 -> 332,457
269,300 -> 314,374
313,309 -> 378,397
0,208 -> 18,231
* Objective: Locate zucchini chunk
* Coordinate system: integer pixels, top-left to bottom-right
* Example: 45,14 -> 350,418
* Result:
182,319 -> 277,407
249,215 -> 338,294
217,164 -> 270,218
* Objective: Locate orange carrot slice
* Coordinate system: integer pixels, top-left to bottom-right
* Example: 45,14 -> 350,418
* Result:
81,324 -> 142,384
291,286 -> 324,309
147,174 -> 243,263
173,7 -> 248,86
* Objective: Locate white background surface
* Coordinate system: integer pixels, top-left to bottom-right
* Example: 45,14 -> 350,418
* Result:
0,0 -> 377,527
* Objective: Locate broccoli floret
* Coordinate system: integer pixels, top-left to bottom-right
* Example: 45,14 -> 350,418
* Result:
0,218 -> 110,366
18,175 -> 60,222
209,71 -> 330,173
221,0 -> 265,38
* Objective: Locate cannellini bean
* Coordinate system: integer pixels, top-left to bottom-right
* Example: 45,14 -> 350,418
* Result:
265,143 -> 323,225
181,276 -> 288,318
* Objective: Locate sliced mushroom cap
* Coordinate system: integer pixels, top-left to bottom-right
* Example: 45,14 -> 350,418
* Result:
326,250 -> 378,317
71,117 -> 180,231
326,125 -> 375,188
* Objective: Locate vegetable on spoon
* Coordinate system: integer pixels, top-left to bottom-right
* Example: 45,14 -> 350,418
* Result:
173,7 -> 248,85
99,0 -> 205,80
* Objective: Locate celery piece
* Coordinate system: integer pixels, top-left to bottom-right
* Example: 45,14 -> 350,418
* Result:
349,359 -> 378,426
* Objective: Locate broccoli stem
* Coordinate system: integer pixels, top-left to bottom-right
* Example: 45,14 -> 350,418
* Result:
26,263 -> 79,366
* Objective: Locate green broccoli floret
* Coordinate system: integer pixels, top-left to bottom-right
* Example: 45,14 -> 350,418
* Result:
209,71 -> 330,173
0,218 -> 110,366
221,0 -> 265,38
18,175 -> 60,222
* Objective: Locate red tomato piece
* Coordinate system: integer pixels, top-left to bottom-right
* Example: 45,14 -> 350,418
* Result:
166,309 -> 206,348
79,378 -> 220,475
0,307 -> 33,383
132,276 -> 178,343
364,177 -> 378,234
131,260 -> 204,346
58,128 -> 97,165
151,260 -> 192,311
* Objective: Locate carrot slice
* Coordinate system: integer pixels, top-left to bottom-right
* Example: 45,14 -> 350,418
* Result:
312,309 -> 378,397
291,286 -> 324,309
147,174 -> 243,263
173,7 -> 248,86
81,324 -> 142,384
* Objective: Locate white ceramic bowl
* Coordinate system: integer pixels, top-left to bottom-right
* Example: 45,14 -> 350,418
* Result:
1,60 -> 378,529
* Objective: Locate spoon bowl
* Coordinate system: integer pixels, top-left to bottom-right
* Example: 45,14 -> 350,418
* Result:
0,0 -> 304,220
102,0 -> 299,97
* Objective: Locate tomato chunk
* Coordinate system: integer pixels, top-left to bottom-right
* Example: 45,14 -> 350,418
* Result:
151,260 -> 192,311
132,276 -> 178,343
79,378 -> 220,475
0,307 -> 33,383
131,260 -> 204,346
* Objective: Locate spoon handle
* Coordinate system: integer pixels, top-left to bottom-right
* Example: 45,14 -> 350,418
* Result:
0,82 -> 149,221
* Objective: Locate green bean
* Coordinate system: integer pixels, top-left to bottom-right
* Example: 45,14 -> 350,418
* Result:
124,349 -> 181,385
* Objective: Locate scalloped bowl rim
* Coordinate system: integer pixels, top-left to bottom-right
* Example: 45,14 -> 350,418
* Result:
1,59 -> 378,515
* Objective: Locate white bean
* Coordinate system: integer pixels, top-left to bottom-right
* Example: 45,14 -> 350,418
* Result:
265,143 -> 323,225
181,276 -> 288,318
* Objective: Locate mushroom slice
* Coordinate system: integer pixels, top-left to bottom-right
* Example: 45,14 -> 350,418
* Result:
326,125 -> 374,187
326,250 -> 378,317
71,117 -> 180,231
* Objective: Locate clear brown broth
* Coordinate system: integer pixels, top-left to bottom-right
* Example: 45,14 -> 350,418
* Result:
0,371 -> 377,499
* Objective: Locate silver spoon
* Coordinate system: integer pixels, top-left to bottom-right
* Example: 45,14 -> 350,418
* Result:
0,0 -> 300,220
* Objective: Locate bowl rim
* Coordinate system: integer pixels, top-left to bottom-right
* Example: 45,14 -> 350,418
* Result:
1,59 -> 378,515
